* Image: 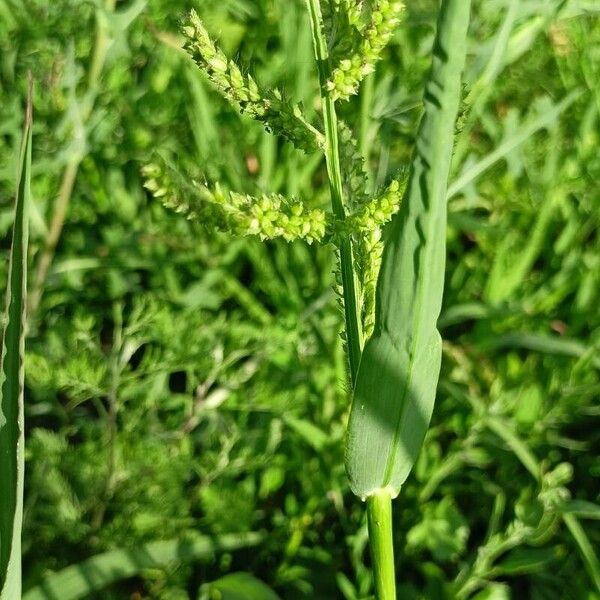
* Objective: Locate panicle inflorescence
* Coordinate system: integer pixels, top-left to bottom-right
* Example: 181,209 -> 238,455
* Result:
182,10 -> 323,153
327,0 -> 404,101
152,4 -> 409,337
142,159 -> 327,244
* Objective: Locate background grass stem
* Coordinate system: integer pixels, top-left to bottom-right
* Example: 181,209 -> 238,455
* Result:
29,0 -> 117,316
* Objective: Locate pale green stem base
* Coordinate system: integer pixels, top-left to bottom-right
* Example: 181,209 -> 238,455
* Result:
367,490 -> 396,600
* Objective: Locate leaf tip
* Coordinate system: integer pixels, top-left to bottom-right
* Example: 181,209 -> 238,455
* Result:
26,71 -> 33,127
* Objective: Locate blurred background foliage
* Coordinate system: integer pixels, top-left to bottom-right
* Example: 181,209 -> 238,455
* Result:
0,0 -> 599,598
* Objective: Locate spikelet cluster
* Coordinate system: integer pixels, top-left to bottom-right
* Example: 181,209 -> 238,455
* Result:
346,179 -> 403,232
327,1 -> 404,101
338,0 -> 365,28
182,10 -> 323,153
348,179 -> 405,337
338,120 -> 369,205
224,191 -> 327,243
142,160 -> 327,244
321,0 -> 363,64
142,161 -> 225,227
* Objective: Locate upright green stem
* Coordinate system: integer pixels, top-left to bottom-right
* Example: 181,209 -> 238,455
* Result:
29,0 -> 117,316
367,490 -> 396,600
305,4 -> 395,597
305,0 -> 363,382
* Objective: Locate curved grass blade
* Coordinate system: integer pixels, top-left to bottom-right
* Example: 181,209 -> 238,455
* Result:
201,572 -> 282,600
447,90 -> 580,200
23,532 -> 263,600
345,0 -> 472,500
0,75 -> 32,600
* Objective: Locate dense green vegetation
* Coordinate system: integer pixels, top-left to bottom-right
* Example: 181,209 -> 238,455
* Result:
0,0 -> 599,598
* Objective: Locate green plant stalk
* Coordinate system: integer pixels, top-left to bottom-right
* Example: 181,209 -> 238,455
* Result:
305,2 -> 394,596
305,0 -> 363,382
367,489 -> 396,600
29,0 -> 117,316
305,2 -> 401,595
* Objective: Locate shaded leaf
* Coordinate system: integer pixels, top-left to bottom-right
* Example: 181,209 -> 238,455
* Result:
23,532 -> 263,600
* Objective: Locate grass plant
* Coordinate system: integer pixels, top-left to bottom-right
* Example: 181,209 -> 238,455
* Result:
144,0 -> 471,594
1,0 -> 599,598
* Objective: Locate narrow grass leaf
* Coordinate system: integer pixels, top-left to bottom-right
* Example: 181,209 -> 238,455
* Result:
484,416 -> 540,480
23,532 -> 264,600
345,0 -> 472,499
493,547 -> 560,576
0,76 -> 32,600
562,513 -> 600,593
283,415 -> 331,452
447,90 -> 580,199
480,333 -> 600,369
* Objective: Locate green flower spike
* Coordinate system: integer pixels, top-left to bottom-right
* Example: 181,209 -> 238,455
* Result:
182,10 -> 324,153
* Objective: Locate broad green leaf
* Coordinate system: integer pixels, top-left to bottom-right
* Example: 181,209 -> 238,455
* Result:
0,76 -> 32,600
202,572 -> 282,600
345,0 -> 472,499
23,532 -> 263,600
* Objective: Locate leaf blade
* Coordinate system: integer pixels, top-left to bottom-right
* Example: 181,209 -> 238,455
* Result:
0,77 -> 32,600
345,0 -> 472,499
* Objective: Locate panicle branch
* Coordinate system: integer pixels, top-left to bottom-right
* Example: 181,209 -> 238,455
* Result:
182,10 -> 324,153
142,159 -> 327,244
